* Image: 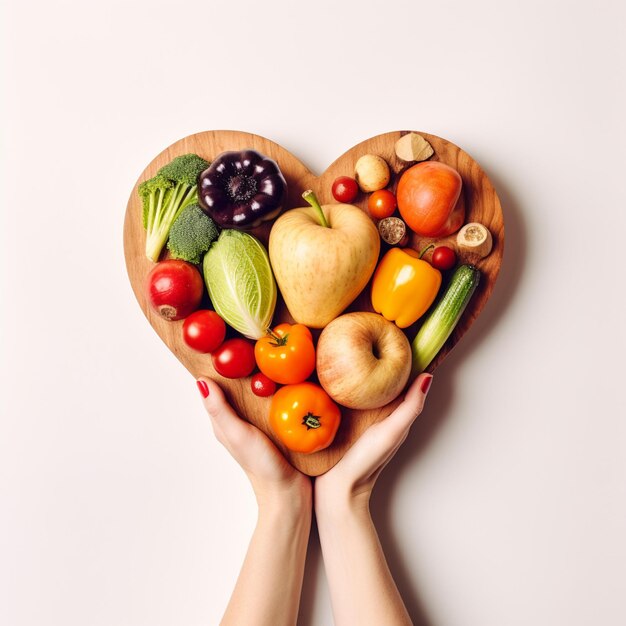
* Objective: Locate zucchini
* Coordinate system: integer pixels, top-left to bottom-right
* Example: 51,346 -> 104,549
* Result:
411,264 -> 481,375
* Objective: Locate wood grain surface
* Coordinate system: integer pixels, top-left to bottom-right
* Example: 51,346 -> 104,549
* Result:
123,130 -> 504,475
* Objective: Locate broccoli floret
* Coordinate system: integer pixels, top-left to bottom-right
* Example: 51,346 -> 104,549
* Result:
167,204 -> 219,264
138,154 -> 209,262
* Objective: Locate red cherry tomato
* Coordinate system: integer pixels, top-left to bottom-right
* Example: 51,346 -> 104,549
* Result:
331,176 -> 359,203
431,246 -> 457,271
182,310 -> 226,353
251,373 -> 277,397
212,338 -> 256,379
367,189 -> 397,219
146,259 -> 204,321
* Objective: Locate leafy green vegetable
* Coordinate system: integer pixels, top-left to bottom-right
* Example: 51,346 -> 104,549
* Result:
167,204 -> 219,264
138,154 -> 209,262
203,230 -> 276,339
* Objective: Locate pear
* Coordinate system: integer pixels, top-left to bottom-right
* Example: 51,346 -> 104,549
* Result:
269,191 -> 380,328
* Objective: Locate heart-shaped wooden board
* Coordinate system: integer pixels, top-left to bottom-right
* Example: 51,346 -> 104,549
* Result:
124,130 -> 504,475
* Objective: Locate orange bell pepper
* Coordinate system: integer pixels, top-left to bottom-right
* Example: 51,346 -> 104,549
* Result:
254,323 -> 316,385
371,247 -> 442,328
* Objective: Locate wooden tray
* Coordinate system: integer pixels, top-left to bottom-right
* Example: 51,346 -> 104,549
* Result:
123,130 -> 504,475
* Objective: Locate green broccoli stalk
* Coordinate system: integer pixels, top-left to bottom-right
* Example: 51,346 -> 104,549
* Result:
138,154 -> 210,262
167,204 -> 219,264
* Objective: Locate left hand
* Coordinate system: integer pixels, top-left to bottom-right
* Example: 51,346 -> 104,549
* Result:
315,373 -> 433,513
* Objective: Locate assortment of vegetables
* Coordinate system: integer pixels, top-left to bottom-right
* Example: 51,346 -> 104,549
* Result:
367,189 -> 397,219
167,204 -> 219,264
354,154 -> 390,192
140,154 -> 210,261
198,150 -> 286,229
203,230 -> 276,340
269,383 -> 341,453
212,338 -> 256,379
146,259 -> 204,321
137,136 -> 495,455
395,132 -> 434,163
397,161 -> 464,237
431,246 -> 457,271
371,247 -> 442,328
182,310 -> 226,353
331,176 -> 359,203
457,222 -> 493,258
250,372 -> 277,398
411,265 -> 480,375
255,324 -> 316,385
378,216 -> 408,246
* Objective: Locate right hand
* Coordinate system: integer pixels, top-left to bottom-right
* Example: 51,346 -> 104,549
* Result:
197,377 -> 311,511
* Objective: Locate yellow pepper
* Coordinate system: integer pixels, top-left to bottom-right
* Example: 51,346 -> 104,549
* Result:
371,247 -> 442,328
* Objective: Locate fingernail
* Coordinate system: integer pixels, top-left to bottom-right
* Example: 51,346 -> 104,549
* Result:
196,380 -> 209,398
420,375 -> 433,395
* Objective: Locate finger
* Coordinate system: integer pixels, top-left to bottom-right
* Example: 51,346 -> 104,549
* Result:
383,373 -> 433,435
196,377 -> 256,453
350,373 -> 433,471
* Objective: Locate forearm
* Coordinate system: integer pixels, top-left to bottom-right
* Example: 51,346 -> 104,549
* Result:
316,496 -> 412,626
221,493 -> 312,626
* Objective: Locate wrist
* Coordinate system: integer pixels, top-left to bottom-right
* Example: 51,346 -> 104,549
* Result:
314,483 -> 371,524
255,476 -> 312,520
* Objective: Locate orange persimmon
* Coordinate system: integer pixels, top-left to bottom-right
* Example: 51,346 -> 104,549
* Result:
396,161 -> 464,237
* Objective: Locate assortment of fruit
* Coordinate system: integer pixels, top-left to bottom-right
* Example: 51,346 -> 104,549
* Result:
137,133 -> 495,455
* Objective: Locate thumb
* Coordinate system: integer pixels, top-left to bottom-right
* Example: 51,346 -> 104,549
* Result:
196,377 -> 251,451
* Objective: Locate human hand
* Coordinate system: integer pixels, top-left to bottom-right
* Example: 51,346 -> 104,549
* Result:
197,378 -> 311,512
198,378 -> 312,626
315,373 -> 433,514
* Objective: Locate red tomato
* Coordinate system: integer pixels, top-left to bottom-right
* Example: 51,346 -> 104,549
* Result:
431,246 -> 457,271
397,162 -> 464,237
146,259 -> 204,321
212,338 -> 256,379
367,189 -> 397,219
182,310 -> 226,353
331,176 -> 359,203
251,373 -> 277,397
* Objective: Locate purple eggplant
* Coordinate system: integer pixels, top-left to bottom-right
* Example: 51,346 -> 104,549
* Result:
198,150 -> 287,229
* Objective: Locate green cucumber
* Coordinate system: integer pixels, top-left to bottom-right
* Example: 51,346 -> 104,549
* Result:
411,264 -> 481,376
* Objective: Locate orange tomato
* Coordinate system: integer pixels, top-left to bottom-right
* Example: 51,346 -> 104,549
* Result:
254,323 -> 316,385
269,383 -> 341,454
367,189 -> 397,219
396,161 -> 464,237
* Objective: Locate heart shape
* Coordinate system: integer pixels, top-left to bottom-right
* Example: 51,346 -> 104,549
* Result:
123,130 -> 504,475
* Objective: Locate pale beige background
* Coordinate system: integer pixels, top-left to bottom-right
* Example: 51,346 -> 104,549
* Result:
1,0 -> 625,624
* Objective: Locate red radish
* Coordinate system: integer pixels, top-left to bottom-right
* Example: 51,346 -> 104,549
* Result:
146,259 -> 204,321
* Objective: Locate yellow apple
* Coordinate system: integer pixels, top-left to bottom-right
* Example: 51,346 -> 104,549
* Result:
269,191 -> 380,328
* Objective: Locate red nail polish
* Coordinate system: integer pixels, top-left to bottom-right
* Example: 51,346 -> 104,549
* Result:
420,375 -> 433,395
196,380 -> 209,398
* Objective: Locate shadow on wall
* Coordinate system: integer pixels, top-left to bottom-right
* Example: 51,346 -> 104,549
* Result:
373,167 -> 526,625
300,167 -> 526,626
